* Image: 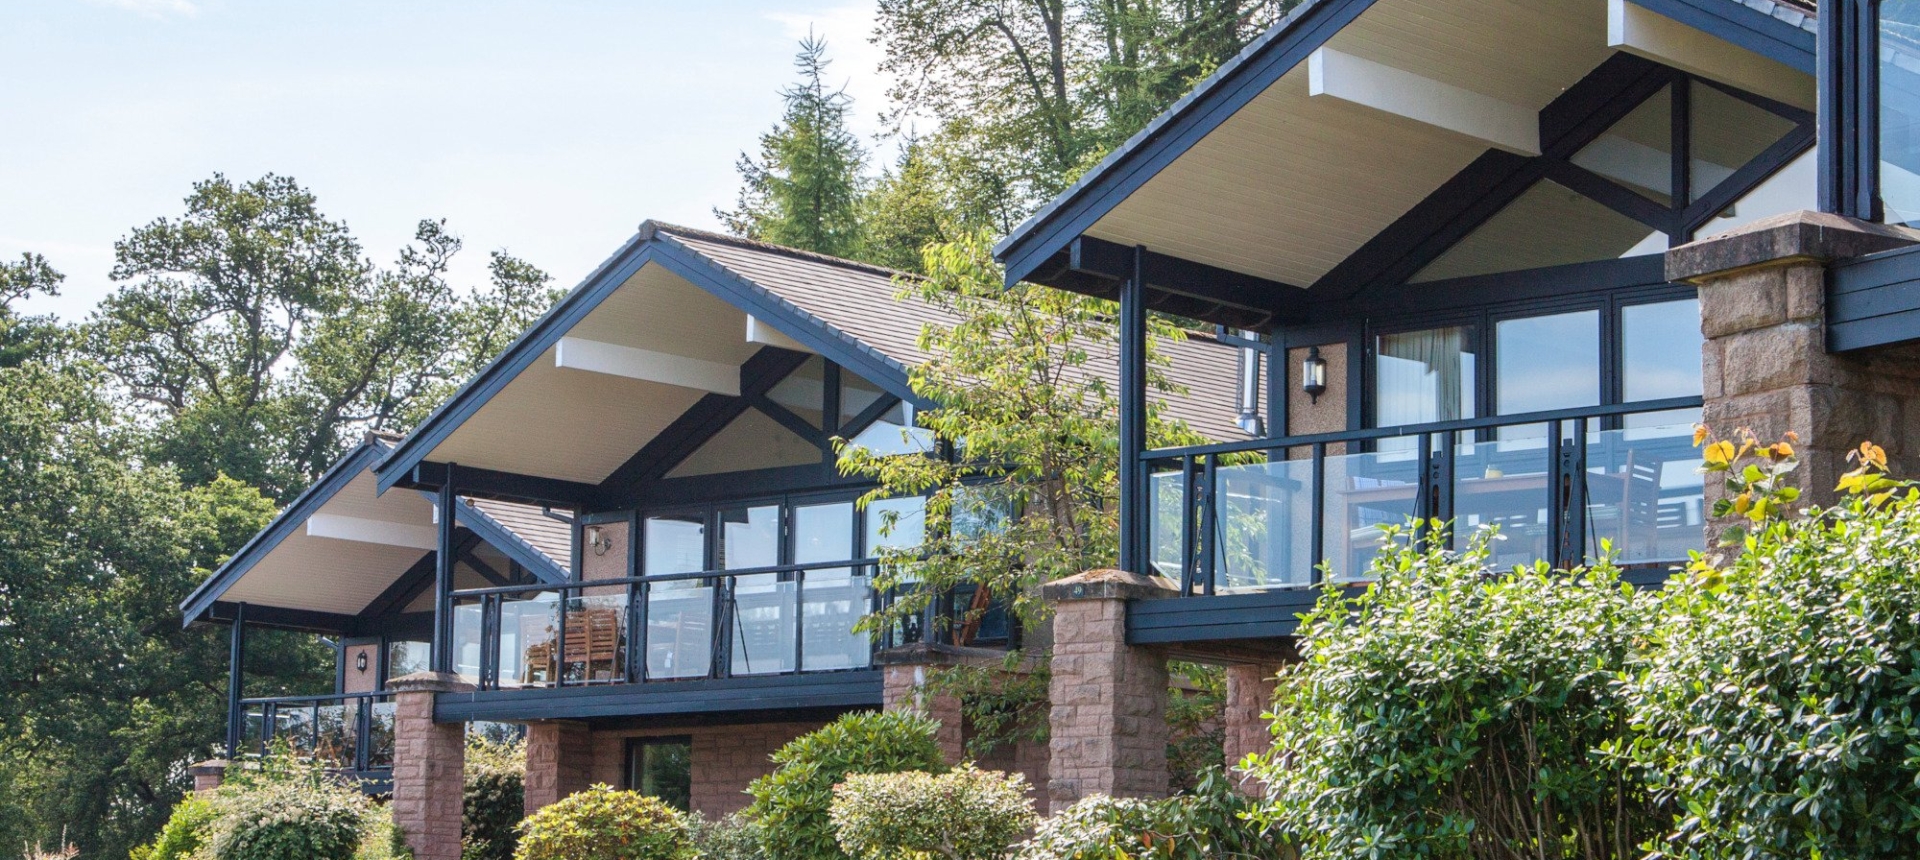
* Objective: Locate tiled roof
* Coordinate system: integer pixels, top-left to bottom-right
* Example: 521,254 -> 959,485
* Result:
649,223 -> 1254,443
464,497 -> 573,575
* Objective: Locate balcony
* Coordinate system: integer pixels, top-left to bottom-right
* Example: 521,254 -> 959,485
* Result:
433,560 -> 959,722
1134,398 -> 1705,646
236,692 -> 395,791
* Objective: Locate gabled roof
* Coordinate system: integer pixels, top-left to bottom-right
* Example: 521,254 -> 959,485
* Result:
374,221 -> 1250,495
179,435 -> 569,630
992,0 -> 1818,304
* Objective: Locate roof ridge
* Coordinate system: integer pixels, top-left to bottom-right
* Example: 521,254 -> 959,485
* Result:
639,220 -> 923,284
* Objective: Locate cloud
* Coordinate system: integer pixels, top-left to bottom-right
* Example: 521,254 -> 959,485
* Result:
87,0 -> 199,19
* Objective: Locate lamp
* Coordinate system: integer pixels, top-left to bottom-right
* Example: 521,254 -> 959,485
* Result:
1302,346 -> 1328,403
587,526 -> 615,557
355,651 -> 369,673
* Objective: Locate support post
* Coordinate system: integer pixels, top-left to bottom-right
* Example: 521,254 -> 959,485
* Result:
389,672 -> 471,860
524,721 -> 595,815
1222,663 -> 1282,794
1118,247 -> 1149,573
1043,569 -> 1177,811
1819,0 -> 1878,220
225,602 -> 247,758
432,466 -> 457,674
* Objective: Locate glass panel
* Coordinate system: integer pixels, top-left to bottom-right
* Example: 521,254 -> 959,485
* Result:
719,505 -> 780,570
316,703 -> 355,768
1884,4 -> 1920,226
628,739 -> 693,811
242,705 -> 268,755
864,496 -> 927,553
386,640 -> 430,682
501,592 -> 559,688
1411,180 -> 1666,283
366,699 -> 396,769
1210,456 -> 1318,590
1572,85 -> 1674,205
276,705 -> 316,756
452,600 -> 485,685
1690,83 -> 1797,204
841,370 -> 888,428
1695,150 -> 1816,240
1585,420 -> 1704,565
1375,326 -> 1476,450
645,515 -> 713,680
1622,298 -> 1703,429
721,504 -> 792,676
793,501 -> 867,670
766,355 -> 827,428
1149,469 -> 1189,580
1451,435 -> 1556,567
1322,442 -> 1423,582
1495,310 -> 1600,440
562,592 -> 630,684
849,401 -> 936,456
667,408 -> 823,478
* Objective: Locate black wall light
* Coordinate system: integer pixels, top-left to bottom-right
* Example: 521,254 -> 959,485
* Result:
1302,346 -> 1328,403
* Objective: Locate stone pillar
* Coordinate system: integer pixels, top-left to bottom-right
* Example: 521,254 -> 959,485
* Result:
1222,664 -> 1280,792
524,720 -> 595,815
881,662 -> 967,763
1668,211 -> 1920,516
389,672 -> 470,860
188,760 -> 227,794
1043,569 -> 1177,810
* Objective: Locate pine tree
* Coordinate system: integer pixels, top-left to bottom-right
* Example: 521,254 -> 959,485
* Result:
718,33 -> 867,259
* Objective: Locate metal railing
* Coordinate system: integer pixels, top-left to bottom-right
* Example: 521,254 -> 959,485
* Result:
236,691 -> 395,774
1147,397 -> 1707,594
447,559 -> 937,692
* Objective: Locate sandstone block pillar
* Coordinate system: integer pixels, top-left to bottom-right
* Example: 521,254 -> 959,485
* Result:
188,759 -> 227,794
1221,663 -> 1280,783
881,661 -> 967,764
524,720 -> 595,815
1668,211 -> 1920,518
389,672 -> 470,860
1042,569 -> 1177,811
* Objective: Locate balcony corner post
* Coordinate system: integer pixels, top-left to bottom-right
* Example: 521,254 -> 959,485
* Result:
1041,569 -> 1178,813
1118,245 -> 1149,573
432,466 -> 457,675
225,601 -> 247,758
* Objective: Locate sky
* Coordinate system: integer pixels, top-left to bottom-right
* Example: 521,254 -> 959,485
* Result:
0,0 -> 894,320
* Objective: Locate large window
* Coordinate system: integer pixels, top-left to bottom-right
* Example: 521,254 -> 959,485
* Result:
625,737 -> 692,811
1884,1 -> 1920,225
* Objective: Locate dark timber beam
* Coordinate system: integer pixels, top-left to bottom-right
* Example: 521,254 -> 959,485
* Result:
402,461 -> 598,509
432,468 -> 457,674
1061,236 -> 1304,329
203,601 -> 359,634
225,602 -> 247,757
598,347 -> 816,501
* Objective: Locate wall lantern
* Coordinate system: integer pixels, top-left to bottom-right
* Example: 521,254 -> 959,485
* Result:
355,651 -> 369,673
586,525 -> 615,557
1302,346 -> 1328,403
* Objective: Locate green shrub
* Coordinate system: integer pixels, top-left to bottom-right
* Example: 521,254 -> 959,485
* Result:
830,764 -> 1035,860
1247,527 -> 1659,860
357,803 -> 409,860
688,812 -> 768,860
745,711 -> 948,860
129,793 -> 218,860
1018,795 -> 1163,860
1626,486 -> 1920,858
463,735 -> 526,860
514,784 -> 689,860
1017,771 -> 1279,860
202,777 -> 368,860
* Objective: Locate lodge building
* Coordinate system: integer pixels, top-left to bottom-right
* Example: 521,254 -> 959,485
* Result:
181,1 -> 1920,857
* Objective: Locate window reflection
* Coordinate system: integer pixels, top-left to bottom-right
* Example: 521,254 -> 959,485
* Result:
1496,310 -> 1599,439
1884,3 -> 1920,226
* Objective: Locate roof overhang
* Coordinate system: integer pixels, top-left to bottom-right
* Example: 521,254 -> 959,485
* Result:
180,439 -> 568,630
994,0 -> 1816,324
374,225 -> 928,501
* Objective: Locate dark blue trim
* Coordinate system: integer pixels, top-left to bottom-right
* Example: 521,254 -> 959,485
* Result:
180,441 -> 390,626
432,669 -> 883,723
1819,0 -> 1878,219
993,0 -> 1378,285
599,347 -> 818,500
1626,0 -> 1816,75
203,601 -> 361,634
1829,242 -> 1920,351
375,237 -> 661,495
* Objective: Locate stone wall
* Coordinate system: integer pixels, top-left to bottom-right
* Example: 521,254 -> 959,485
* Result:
1044,570 -> 1175,810
1670,211 -> 1920,515
524,721 -> 594,815
587,720 -> 831,818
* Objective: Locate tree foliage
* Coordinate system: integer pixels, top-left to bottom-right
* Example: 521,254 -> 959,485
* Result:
719,34 -> 868,259
838,232 -> 1204,636
87,173 -> 558,497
